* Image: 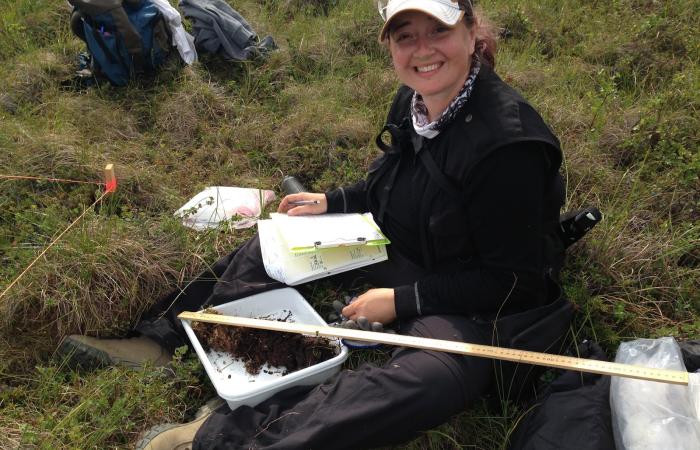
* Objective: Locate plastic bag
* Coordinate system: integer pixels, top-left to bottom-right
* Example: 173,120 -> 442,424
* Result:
611,337 -> 700,450
175,186 -> 275,230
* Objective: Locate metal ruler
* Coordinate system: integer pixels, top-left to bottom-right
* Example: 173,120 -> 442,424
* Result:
178,311 -> 689,386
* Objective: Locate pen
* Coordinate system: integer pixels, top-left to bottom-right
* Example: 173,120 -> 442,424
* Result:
289,200 -> 320,205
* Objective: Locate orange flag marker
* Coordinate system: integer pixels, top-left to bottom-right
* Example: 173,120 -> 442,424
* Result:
104,164 -> 117,193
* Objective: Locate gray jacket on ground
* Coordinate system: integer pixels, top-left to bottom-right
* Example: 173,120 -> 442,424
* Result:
179,0 -> 276,61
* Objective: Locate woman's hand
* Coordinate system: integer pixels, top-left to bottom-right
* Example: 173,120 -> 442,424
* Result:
342,288 -> 397,325
277,193 -> 328,216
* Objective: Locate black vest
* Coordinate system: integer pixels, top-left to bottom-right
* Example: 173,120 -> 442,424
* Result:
369,65 -> 565,276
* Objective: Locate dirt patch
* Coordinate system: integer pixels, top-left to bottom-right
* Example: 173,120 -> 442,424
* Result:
192,310 -> 337,376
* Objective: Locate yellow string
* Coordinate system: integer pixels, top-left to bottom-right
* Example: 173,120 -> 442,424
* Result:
0,190 -> 110,303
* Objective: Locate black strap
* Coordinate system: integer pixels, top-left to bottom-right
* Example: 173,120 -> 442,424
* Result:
374,123 -> 409,223
113,30 -> 134,73
375,121 -> 470,221
91,27 -> 119,64
375,123 -> 406,155
107,7 -> 145,72
376,160 -> 401,223
417,147 -> 469,211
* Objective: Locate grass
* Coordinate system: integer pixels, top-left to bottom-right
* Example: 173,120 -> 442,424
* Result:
0,0 -> 698,448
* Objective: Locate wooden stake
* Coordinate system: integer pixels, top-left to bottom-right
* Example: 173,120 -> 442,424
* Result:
178,311 -> 690,386
104,164 -> 117,193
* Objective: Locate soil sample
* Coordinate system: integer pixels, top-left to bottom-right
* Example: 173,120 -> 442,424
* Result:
192,309 -> 338,376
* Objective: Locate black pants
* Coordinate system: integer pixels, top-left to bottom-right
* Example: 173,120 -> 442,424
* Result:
136,234 -> 572,449
135,234 -> 431,353
195,314 -> 496,449
135,235 -> 285,351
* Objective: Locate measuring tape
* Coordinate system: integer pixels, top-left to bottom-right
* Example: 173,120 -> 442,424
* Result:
178,311 -> 689,386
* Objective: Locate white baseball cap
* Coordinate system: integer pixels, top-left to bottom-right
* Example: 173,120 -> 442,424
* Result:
377,0 -> 467,41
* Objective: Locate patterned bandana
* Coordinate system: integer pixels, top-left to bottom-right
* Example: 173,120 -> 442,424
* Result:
411,55 -> 481,139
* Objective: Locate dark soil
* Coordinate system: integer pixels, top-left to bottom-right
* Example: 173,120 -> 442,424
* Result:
192,309 -> 337,376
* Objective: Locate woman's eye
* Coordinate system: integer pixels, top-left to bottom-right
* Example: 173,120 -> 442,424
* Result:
395,32 -> 414,43
432,26 -> 450,37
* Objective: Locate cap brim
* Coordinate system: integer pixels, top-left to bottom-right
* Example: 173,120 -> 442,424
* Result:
378,3 -> 464,42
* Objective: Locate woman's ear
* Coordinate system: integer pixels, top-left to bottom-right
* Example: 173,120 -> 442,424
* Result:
467,27 -> 477,55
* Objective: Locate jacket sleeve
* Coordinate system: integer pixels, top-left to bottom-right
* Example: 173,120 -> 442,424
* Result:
393,144 -> 552,319
325,181 -> 368,213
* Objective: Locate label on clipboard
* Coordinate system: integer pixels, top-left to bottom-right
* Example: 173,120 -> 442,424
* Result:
269,212 -> 390,254
258,219 -> 388,285
314,237 -> 366,249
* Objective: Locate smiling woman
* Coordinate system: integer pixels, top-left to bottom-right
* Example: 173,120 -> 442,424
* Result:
380,0 -> 497,128
387,10 -> 476,121
62,1 -> 573,448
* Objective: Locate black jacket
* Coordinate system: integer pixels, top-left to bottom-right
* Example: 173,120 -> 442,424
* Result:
326,65 -> 565,319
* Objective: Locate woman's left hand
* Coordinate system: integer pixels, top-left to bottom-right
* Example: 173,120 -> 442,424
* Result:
341,288 -> 397,325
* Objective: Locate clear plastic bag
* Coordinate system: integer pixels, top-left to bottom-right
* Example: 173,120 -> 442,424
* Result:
611,337 -> 700,450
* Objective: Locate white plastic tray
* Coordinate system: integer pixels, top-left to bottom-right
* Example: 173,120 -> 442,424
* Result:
181,287 -> 348,410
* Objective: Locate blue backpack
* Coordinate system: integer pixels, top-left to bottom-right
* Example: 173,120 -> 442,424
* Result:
69,0 -> 171,86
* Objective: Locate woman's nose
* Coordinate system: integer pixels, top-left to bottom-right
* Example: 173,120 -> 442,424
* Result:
413,36 -> 434,57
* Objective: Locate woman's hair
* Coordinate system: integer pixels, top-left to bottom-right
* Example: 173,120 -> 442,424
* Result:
459,1 -> 498,68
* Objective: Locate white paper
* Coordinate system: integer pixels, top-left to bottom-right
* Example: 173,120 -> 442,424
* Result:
268,213 -> 389,253
175,186 -> 275,230
258,219 -> 388,285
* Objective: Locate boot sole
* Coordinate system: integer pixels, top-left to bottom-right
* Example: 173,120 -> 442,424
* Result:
56,336 -> 173,371
56,336 -> 113,370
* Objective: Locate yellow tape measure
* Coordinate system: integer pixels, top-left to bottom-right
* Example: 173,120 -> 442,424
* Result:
178,311 -> 689,386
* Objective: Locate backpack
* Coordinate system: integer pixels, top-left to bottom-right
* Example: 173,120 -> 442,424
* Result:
69,0 -> 171,86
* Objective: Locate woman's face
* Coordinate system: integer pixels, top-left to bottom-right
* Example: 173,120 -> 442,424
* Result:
388,11 -> 475,105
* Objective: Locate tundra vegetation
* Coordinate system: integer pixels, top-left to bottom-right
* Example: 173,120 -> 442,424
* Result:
0,0 -> 698,448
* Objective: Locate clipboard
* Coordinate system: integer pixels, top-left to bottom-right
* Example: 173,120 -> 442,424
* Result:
258,219 -> 388,285
268,213 -> 390,254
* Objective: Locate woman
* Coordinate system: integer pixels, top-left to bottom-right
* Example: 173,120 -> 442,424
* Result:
64,1 -> 572,448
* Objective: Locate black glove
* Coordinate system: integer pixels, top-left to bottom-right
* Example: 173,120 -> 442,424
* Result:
327,296 -> 395,348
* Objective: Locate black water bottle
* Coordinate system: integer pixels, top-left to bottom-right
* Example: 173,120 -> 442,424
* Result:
558,206 -> 603,248
281,176 -> 306,195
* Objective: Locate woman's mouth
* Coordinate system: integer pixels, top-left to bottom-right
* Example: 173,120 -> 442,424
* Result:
415,62 -> 442,73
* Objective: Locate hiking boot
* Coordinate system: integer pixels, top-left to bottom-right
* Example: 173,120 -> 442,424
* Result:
135,398 -> 224,450
57,335 -> 171,370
